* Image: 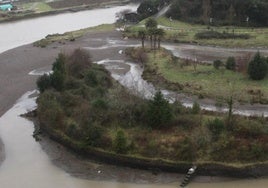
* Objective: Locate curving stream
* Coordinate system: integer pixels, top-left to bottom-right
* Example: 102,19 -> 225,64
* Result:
0,3 -> 268,188
86,37 -> 268,117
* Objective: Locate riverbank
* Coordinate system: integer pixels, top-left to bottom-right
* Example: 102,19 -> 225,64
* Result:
36,118 -> 268,179
0,138 -> 4,166
0,0 -> 131,24
35,122 -> 239,184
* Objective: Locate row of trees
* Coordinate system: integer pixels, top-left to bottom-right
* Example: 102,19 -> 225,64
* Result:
166,0 -> 268,26
138,18 -> 165,49
213,52 -> 268,80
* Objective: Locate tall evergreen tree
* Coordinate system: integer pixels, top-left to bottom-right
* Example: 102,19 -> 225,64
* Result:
147,91 -> 172,128
248,52 -> 268,80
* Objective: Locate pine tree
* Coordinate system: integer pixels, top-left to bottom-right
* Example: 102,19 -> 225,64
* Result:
248,52 -> 267,80
147,91 -> 172,128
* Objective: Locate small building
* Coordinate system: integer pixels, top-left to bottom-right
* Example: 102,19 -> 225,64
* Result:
0,3 -> 13,11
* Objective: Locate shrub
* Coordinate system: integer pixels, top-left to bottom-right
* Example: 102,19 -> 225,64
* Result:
207,118 -> 225,139
85,70 -> 98,87
213,60 -> 223,69
147,91 -> 172,128
232,118 -> 267,138
37,91 -> 65,129
84,66 -> 112,88
248,52 -> 268,80
67,48 -> 92,78
50,69 -> 65,91
225,57 -> 236,71
85,125 -> 104,147
249,142 -> 266,160
37,74 -> 51,93
195,31 -> 250,39
176,137 -> 195,161
174,115 -> 200,130
113,130 -> 128,154
91,98 -> 108,110
64,77 -> 83,90
66,120 -> 82,140
192,101 -> 201,114
45,53 -> 67,91
52,53 -> 66,74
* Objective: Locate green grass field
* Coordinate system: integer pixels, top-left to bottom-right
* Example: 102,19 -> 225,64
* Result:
22,2 -> 53,12
144,49 -> 268,104
125,17 -> 268,48
34,24 -> 115,47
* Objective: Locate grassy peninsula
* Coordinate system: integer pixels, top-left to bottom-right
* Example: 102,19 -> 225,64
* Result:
36,48 -> 268,170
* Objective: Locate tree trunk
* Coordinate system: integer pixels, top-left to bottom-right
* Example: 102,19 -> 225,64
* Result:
153,35 -> 156,50
150,35 -> 153,49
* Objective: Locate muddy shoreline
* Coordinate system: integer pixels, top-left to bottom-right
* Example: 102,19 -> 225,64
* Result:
0,1 -> 131,24
36,119 -> 268,180
0,138 -> 4,166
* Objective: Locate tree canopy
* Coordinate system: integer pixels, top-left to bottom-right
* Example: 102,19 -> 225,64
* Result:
248,52 -> 268,80
166,0 -> 268,26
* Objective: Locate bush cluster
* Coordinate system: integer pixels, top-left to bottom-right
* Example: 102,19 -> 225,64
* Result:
166,0 -> 268,26
195,31 -> 250,40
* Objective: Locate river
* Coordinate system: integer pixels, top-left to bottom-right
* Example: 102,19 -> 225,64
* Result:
0,3 -> 268,188
0,4 -> 138,53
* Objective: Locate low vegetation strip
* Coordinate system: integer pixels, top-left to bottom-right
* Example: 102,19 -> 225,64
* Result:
39,120 -> 268,178
124,17 -> 268,47
33,24 -> 115,48
47,0 -> 129,9
195,31 -> 250,40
